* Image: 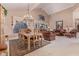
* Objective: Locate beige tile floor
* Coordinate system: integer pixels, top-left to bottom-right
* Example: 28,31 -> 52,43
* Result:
1,33 -> 79,56
25,36 -> 79,56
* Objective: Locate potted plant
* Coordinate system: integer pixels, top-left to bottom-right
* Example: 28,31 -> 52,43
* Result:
2,6 -> 8,16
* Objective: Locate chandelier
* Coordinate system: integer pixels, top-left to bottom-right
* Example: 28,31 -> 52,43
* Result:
24,3 -> 33,20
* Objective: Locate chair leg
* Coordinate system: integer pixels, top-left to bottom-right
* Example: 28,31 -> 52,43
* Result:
41,36 -> 43,46
33,42 -> 36,48
38,40 -> 41,47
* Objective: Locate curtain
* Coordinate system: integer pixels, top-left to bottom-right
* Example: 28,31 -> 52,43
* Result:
13,21 -> 27,33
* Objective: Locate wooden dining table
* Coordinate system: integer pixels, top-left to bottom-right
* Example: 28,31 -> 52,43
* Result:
21,32 -> 43,51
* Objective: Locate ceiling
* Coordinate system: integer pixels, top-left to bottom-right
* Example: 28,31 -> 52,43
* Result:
2,3 -> 76,15
2,3 -> 39,11
38,3 -> 76,14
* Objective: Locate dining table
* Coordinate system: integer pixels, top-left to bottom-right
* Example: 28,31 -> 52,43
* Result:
21,32 -> 43,51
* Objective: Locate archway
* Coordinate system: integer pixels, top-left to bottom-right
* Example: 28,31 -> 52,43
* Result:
73,6 -> 79,31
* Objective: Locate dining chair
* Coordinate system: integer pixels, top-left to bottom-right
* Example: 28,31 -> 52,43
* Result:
18,29 -> 43,49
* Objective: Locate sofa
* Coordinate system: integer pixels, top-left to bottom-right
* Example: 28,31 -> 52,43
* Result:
53,29 -> 66,36
40,30 -> 55,41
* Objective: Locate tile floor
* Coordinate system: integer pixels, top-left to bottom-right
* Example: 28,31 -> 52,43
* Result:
25,35 -> 79,56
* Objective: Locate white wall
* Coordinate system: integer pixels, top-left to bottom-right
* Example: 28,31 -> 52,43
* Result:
49,7 -> 74,30
4,8 -> 49,35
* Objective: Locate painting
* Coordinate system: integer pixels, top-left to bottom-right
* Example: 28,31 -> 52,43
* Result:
38,15 -> 45,21
56,21 -> 63,30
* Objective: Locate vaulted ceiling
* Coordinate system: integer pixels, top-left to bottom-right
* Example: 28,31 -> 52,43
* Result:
2,3 -> 39,11
2,3 -> 76,15
38,3 -> 75,15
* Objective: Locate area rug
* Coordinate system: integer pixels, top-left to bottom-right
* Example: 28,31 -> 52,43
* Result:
9,39 -> 50,56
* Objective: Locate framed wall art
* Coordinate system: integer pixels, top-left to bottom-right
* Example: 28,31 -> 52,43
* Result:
56,20 -> 63,30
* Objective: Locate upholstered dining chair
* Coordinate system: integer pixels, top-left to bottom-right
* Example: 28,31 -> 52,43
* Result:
34,29 -> 44,47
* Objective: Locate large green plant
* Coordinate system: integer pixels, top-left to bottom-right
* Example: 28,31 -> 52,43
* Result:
2,6 -> 8,16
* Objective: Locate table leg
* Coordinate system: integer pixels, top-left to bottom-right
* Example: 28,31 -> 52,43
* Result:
27,36 -> 30,51
41,35 -> 43,46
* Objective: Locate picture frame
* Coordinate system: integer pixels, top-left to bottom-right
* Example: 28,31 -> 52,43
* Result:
56,20 -> 63,29
38,15 -> 45,21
